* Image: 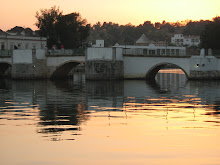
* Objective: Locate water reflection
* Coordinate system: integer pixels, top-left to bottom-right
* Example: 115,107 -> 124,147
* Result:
0,78 -> 88,141
1,71 -> 220,164
86,80 -> 124,111
0,71 -> 220,140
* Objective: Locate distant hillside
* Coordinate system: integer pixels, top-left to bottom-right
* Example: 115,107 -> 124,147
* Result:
88,19 -> 212,46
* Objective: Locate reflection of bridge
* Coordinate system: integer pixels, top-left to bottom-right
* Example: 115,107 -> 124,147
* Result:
0,48 -> 220,79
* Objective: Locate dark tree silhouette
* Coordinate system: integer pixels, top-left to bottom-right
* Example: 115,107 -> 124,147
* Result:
200,17 -> 220,49
35,6 -> 90,49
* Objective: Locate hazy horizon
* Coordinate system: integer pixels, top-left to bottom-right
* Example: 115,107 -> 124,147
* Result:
1,0 -> 220,31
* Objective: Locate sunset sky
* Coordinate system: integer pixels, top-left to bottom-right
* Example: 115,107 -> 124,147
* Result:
0,0 -> 219,31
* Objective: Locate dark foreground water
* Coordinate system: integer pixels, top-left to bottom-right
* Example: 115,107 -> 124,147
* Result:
0,70 -> 220,165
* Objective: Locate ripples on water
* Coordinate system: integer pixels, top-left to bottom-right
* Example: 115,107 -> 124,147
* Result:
0,70 -> 220,165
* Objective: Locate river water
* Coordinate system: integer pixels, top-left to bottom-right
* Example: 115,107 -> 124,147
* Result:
0,70 -> 220,165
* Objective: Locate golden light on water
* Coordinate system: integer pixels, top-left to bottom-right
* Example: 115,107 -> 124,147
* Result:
1,72 -> 220,164
158,69 -> 185,74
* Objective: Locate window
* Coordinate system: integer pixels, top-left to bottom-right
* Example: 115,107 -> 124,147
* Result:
32,44 -> 36,49
176,49 -> 179,55
171,49 -> 175,55
143,49 -> 148,55
25,43 -> 29,49
18,43 -> 22,49
157,49 -> 160,55
1,42 -> 5,50
10,45 -> 13,50
149,50 -> 155,55
41,44 -> 44,49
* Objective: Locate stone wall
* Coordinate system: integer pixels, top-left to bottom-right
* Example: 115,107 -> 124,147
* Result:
85,60 -> 124,80
11,49 -> 47,79
189,70 -> 220,80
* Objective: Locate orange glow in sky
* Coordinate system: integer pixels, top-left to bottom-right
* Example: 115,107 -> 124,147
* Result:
0,0 -> 220,31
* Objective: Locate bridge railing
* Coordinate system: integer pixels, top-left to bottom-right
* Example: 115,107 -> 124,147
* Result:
0,50 -> 12,56
123,48 -> 220,57
122,48 -> 220,56
46,48 -> 85,55
123,48 -> 190,56
212,49 -> 220,57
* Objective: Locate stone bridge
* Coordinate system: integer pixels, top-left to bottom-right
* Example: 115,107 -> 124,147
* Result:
1,48 -> 220,80
0,49 -> 85,79
123,54 -> 219,79
86,47 -> 220,80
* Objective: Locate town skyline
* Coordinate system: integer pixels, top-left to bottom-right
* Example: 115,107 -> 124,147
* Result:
1,0 -> 220,31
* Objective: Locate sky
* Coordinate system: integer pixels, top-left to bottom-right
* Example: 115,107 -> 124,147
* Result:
0,0 -> 220,31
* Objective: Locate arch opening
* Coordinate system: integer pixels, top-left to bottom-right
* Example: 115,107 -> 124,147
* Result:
0,63 -> 11,78
145,63 -> 188,80
50,61 -> 83,80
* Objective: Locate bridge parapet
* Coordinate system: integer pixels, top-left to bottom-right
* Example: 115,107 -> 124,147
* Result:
123,48 -> 189,56
211,49 -> 220,57
123,48 -> 220,57
0,50 -> 12,56
46,49 -> 85,56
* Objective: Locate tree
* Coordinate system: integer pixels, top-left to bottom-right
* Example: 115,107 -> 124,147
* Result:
35,6 -> 90,49
55,12 -> 90,48
35,6 -> 62,48
200,16 -> 220,49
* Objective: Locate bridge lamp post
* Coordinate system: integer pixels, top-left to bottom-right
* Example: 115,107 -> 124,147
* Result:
125,38 -> 127,54
40,37 -> 42,49
165,35 -> 167,55
107,36 -> 110,47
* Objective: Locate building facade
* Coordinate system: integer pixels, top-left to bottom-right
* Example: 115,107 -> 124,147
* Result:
171,34 -> 200,47
183,36 -> 200,47
92,40 -> 104,47
0,32 -> 47,50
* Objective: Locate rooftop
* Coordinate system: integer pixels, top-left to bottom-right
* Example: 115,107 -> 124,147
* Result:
136,34 -> 151,44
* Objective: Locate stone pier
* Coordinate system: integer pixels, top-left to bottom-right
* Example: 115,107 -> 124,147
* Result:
85,47 -> 124,80
11,49 -> 47,79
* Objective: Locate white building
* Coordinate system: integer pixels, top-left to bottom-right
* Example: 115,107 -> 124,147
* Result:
114,34 -> 186,56
171,34 -> 200,47
0,35 -> 47,50
183,36 -> 200,47
92,40 -> 104,47
0,30 -> 47,50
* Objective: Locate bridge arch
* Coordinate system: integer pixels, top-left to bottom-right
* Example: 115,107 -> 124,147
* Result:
145,62 -> 188,80
50,60 -> 84,79
0,62 -> 11,78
